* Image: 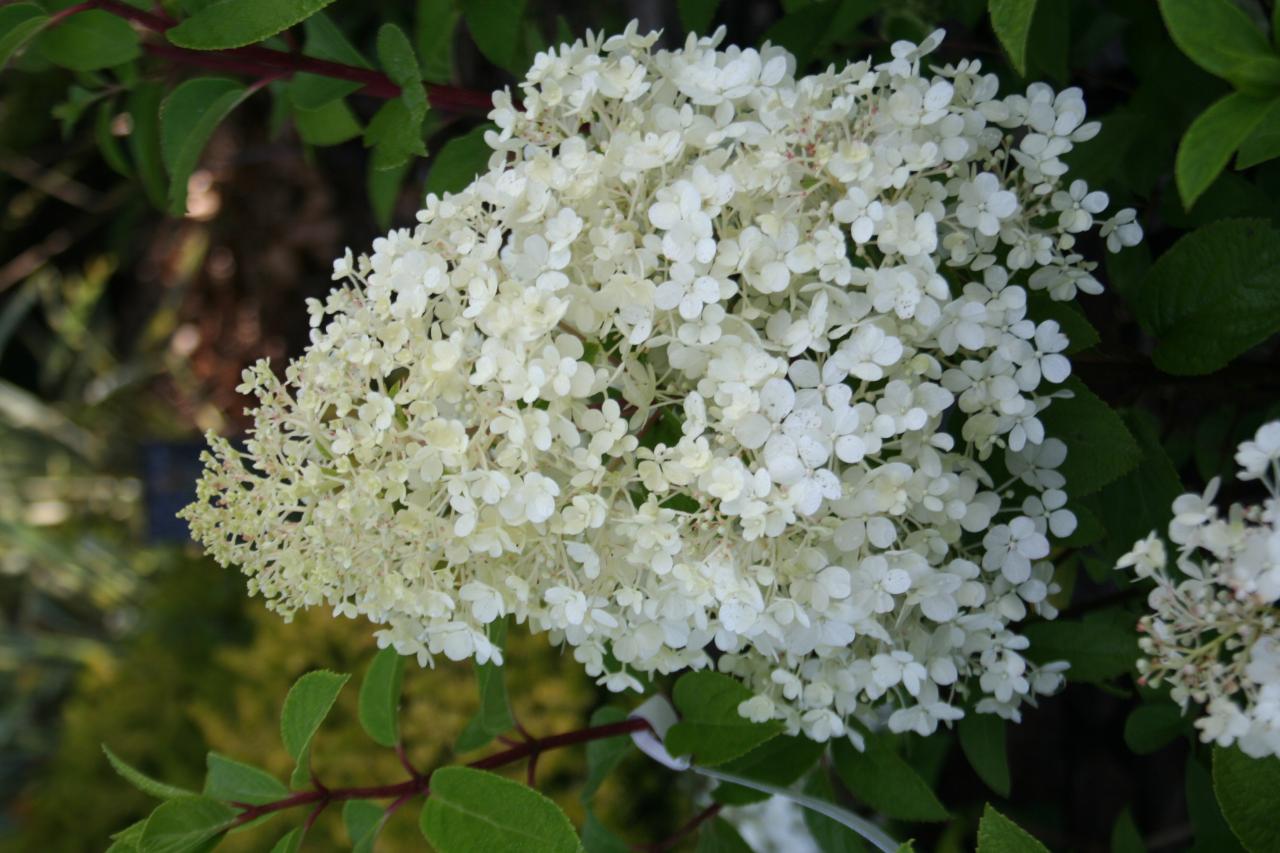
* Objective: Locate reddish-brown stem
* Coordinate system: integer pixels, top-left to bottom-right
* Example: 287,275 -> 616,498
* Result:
75,0 -> 494,113
635,803 -> 724,852
231,717 -> 651,826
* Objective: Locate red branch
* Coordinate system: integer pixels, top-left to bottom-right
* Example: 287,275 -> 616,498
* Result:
68,0 -> 493,113
231,717 -> 651,826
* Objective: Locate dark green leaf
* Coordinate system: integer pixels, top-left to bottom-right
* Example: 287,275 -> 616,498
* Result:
270,827 -> 303,853
696,817 -> 752,853
204,752 -> 288,805
958,714 -> 1011,798
1157,0 -> 1280,91
1023,610 -> 1137,683
1188,753 -> 1244,853
420,767 -> 585,853
416,0 -> 459,84
581,706 -> 632,802
1237,99 -> 1280,169
293,98 -> 361,146
34,10 -> 138,71
1039,378 -> 1139,496
139,796 -> 236,853
1175,93 -> 1270,209
802,771 -> 866,853
1135,219 -> 1280,375
127,81 -> 168,209
52,85 -> 98,138
1111,808 -> 1146,853
289,12 -> 368,109
344,799 -> 385,853
167,0 -> 338,50
103,745 -> 193,801
280,669 -> 349,788
1213,746 -> 1280,853
377,23 -> 428,124
368,158 -> 410,230
455,618 -> 515,752
1087,410 -> 1182,564
1026,292 -> 1099,355
666,671 -> 784,766
0,3 -> 49,71
358,646 -> 406,748
712,735 -> 825,805
1123,703 -> 1186,756
989,0 -> 1038,76
365,99 -> 428,171
976,804 -> 1049,852
95,99 -> 132,177
832,735 -> 950,823
461,0 -> 527,73
426,125 -> 495,196
679,0 -> 720,34
159,77 -> 252,215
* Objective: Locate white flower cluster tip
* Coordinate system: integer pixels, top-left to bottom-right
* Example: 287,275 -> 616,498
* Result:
1118,421 -> 1280,759
183,23 -> 1142,741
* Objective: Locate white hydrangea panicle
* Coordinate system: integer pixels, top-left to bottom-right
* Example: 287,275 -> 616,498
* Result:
183,23 -> 1143,743
1116,420 -> 1280,758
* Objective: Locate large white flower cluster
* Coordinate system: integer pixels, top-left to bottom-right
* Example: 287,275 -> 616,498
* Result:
1117,422 -> 1280,759
183,24 -> 1142,741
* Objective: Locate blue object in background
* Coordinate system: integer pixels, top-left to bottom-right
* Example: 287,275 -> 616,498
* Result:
140,441 -> 206,543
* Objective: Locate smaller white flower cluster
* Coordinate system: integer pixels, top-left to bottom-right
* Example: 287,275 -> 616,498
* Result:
1117,421 -> 1280,758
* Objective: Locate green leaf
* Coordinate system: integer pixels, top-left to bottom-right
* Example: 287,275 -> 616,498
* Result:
420,767 -> 585,853
289,12 -> 369,109
1123,703 -> 1186,756
1039,378 -> 1139,496
832,735 -> 950,823
95,99 -> 132,177
0,3 -> 49,71
344,799 -> 386,853
358,646 -> 406,748
1213,746 -> 1280,853
160,77 -> 253,215
270,827 -> 303,853
1236,99 -> 1280,169
280,669 -> 349,788
34,10 -> 139,71
365,99 -> 428,170
958,714 -> 1010,798
426,125 -> 495,196
167,0 -> 338,50
455,618 -> 515,752
976,804 -> 1049,852
679,0 -> 720,34
103,745 -> 193,801
802,771 -> 866,853
52,85 -> 98,138
581,706 -> 632,802
1087,410 -> 1182,564
204,752 -> 288,805
368,158 -> 410,230
461,0 -> 527,73
293,98 -> 361,146
712,735 -> 826,806
139,796 -> 236,853
696,817 -> 752,853
377,22 -> 428,124
1135,219 -> 1280,375
416,0 -> 460,84
1175,93 -> 1271,210
1157,0 -> 1280,91
989,0 -> 1038,76
1188,752 -> 1245,853
1111,807 -> 1146,853
1023,609 -> 1137,683
665,671 -> 784,766
127,81 -> 168,209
